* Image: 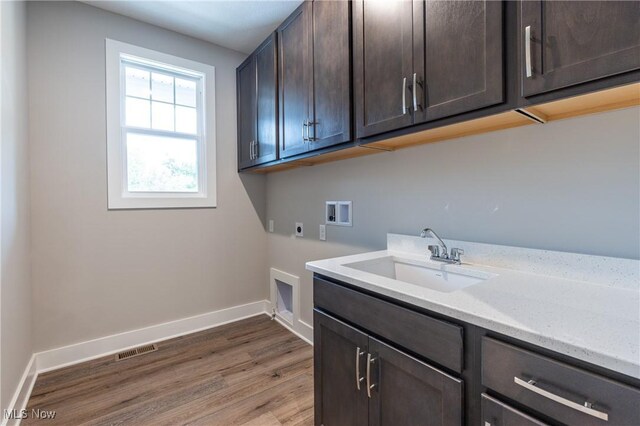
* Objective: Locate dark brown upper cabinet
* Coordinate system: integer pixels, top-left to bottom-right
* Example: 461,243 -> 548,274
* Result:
354,0 -> 505,139
521,1 -> 640,97
236,33 -> 278,170
279,1 -> 351,159
414,1 -> 504,122
353,0 -> 414,138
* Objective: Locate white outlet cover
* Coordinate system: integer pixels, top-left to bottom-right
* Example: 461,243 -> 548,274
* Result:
268,219 -> 274,233
319,224 -> 326,241
295,222 -> 303,237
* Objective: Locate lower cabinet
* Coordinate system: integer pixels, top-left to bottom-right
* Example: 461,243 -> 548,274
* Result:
314,309 -> 463,426
481,393 -> 548,426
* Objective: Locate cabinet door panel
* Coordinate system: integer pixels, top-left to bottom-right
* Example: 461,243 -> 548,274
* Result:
278,2 -> 312,158
368,337 -> 463,426
314,310 -> 369,426
415,0 -> 503,122
354,0 -> 414,138
237,56 -> 256,170
255,34 -> 278,165
310,0 -> 351,150
522,1 -> 640,96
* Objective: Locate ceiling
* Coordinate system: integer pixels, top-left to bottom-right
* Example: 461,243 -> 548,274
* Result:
82,0 -> 303,54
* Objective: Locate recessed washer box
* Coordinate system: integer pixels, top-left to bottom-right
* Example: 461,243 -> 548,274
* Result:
326,201 -> 352,226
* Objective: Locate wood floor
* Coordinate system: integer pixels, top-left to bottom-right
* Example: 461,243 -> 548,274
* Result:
24,316 -> 314,425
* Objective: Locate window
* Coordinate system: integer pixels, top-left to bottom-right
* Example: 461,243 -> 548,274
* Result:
106,39 -> 216,209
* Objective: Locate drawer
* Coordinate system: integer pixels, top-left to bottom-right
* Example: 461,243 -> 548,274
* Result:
481,393 -> 548,426
314,276 -> 463,373
482,337 -> 640,426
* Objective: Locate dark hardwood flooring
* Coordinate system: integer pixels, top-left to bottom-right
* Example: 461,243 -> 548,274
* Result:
24,315 -> 313,425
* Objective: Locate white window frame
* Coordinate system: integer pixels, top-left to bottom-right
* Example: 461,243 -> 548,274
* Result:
105,39 -> 216,209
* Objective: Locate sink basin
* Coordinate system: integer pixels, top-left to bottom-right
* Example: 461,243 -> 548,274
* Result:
343,256 -> 496,293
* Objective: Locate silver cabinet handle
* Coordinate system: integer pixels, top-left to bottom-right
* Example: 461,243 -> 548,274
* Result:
302,120 -> 308,142
254,140 -> 259,159
355,347 -> 365,390
366,353 -> 376,398
514,377 -> 609,421
402,77 -> 407,115
525,25 -> 533,78
249,140 -> 254,160
412,73 -> 420,112
307,120 -> 317,142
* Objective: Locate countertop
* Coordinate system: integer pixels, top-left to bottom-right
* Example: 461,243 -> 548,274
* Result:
306,237 -> 640,380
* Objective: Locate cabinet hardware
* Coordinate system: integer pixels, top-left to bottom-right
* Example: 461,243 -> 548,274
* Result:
302,120 -> 308,142
402,77 -> 408,115
412,73 -> 422,112
366,353 -> 376,398
355,347 -> 365,390
525,25 -> 533,78
249,140 -> 255,160
514,377 -> 609,421
254,140 -> 259,158
307,121 -> 318,142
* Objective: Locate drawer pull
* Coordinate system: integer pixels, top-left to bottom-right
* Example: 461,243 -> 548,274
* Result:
514,377 -> 609,421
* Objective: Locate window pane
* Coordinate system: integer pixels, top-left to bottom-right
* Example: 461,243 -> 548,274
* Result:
176,78 -> 197,107
176,106 -> 197,134
125,97 -> 150,128
125,67 -> 150,99
152,101 -> 174,131
152,72 -> 174,103
126,132 -> 198,193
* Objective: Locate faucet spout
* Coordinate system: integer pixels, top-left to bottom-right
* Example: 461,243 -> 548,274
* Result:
420,228 -> 448,255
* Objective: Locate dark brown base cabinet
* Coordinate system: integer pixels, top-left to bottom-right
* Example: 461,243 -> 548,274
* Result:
313,275 -> 640,426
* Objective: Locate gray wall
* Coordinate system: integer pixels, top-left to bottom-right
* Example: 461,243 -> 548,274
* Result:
27,1 -> 267,352
266,107 -> 640,325
1,0 -> 32,412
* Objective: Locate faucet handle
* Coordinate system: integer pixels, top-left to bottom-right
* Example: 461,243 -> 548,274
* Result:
450,248 -> 464,262
427,245 -> 440,258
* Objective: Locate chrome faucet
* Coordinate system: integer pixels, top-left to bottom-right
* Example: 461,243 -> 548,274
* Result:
420,228 -> 464,264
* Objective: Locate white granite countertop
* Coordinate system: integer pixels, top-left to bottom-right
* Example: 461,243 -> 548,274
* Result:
306,234 -> 640,379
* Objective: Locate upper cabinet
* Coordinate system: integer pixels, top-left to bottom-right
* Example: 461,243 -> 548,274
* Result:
237,0 -> 639,173
521,1 -> 640,97
415,1 -> 504,122
353,0 -> 414,138
353,0 -> 505,139
236,33 -> 278,170
279,1 -> 351,159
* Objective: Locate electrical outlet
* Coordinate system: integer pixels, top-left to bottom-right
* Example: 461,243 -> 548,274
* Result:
268,219 -> 274,233
319,224 -> 326,241
295,222 -> 304,237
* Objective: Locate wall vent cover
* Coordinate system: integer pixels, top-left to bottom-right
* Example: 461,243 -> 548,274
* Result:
115,344 -> 158,361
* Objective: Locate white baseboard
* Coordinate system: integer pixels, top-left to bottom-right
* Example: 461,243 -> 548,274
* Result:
35,300 -> 268,373
4,298 -> 313,425
2,355 -> 37,426
264,300 -> 314,345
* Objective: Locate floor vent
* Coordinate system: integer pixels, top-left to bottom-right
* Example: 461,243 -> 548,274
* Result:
115,344 -> 158,361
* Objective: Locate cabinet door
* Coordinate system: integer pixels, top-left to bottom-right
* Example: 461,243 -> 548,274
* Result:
521,1 -> 640,97
309,0 -> 351,150
481,394 -> 548,426
314,310 -> 369,426
278,2 -> 312,159
353,0 -> 414,138
414,0 -> 503,122
236,55 -> 256,170
255,33 -> 278,165
368,337 -> 463,426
